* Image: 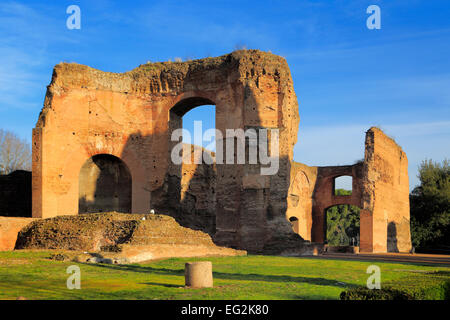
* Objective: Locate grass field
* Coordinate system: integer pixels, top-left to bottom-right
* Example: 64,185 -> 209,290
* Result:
0,250 -> 449,300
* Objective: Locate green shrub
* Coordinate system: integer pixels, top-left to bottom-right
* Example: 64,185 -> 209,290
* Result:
340,274 -> 450,300
340,287 -> 413,300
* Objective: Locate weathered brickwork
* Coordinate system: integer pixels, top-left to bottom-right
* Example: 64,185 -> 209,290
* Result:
28,50 -> 412,254
32,50 -> 300,253
0,217 -> 36,251
285,127 -> 412,253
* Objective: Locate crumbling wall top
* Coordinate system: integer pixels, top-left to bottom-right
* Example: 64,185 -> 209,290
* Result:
36,50 -> 294,128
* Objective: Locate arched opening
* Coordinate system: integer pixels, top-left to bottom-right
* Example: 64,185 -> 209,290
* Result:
78,154 -> 131,214
334,175 -> 353,196
325,204 -> 360,246
169,97 -> 217,167
286,170 -> 311,240
166,97 -> 217,235
387,222 -> 399,252
289,216 -> 299,234
182,104 -> 216,152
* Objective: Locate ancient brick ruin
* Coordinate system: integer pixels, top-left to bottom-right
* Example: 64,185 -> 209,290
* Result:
288,128 -> 412,253
28,50 -> 412,254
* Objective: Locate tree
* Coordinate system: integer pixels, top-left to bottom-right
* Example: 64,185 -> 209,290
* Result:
0,129 -> 31,174
326,189 -> 360,246
410,159 -> 450,252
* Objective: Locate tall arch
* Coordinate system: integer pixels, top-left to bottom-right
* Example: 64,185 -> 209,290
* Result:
311,165 -> 363,243
168,96 -> 217,167
78,154 -> 132,213
160,97 -> 217,234
325,204 -> 361,246
286,170 -> 312,240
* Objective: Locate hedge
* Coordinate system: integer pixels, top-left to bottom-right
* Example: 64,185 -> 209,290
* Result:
340,272 -> 450,300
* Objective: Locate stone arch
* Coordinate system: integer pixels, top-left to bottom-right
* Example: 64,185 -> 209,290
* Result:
78,154 -> 132,213
288,216 -> 299,234
324,203 -> 361,246
286,170 -> 312,240
51,144 -> 147,216
171,96 -> 216,117
161,97 -> 218,235
333,175 -> 353,195
311,165 -> 363,243
168,96 -> 217,167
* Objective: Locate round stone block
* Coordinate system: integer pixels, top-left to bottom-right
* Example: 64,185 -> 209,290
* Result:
185,261 -> 213,288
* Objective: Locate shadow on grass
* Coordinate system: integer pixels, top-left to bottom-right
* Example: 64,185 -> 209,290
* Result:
79,262 -> 358,289
301,255 -> 450,268
432,270 -> 450,276
139,282 -> 182,288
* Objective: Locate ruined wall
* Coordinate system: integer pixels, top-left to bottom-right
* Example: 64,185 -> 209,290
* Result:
155,144 -> 217,235
286,162 -> 364,243
287,127 -> 412,253
32,50 -> 412,254
0,217 -> 36,251
361,127 -> 412,253
311,164 -> 364,243
78,154 -> 132,213
285,162 -> 317,241
33,50 -> 301,253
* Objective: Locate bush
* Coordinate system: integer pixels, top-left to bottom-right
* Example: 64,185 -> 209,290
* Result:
340,274 -> 450,300
340,287 -> 413,300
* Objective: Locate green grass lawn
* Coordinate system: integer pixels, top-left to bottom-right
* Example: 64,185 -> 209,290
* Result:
0,250 -> 449,300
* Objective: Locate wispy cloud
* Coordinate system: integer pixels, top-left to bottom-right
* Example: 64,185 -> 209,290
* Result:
0,1 -> 83,111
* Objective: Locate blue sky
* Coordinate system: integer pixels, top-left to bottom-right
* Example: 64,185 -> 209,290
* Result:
1,0 -> 449,189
